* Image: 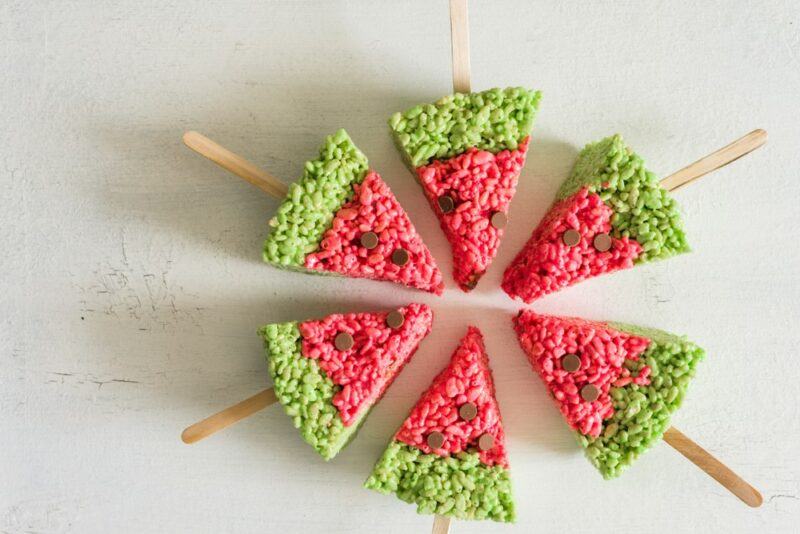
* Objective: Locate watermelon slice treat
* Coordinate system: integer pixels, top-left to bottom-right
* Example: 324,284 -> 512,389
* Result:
259,303 -> 433,460
263,129 -> 443,294
503,134 -> 690,302
388,87 -> 541,291
365,327 -> 514,522
513,310 -> 705,479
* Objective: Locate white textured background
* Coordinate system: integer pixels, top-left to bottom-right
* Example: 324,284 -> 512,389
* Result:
2,1 -> 799,533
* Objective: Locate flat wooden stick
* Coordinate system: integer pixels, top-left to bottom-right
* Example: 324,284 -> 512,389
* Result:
183,131 -> 289,199
663,426 -> 763,507
181,388 -> 278,444
660,129 -> 767,192
449,0 -> 471,93
431,514 -> 451,534
432,10 -> 466,532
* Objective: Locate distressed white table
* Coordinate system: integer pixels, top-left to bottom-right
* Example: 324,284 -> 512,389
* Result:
2,1 -> 799,532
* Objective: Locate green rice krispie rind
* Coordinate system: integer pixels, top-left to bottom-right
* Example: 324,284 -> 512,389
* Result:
364,441 -> 515,523
388,87 -> 542,168
558,134 -> 690,264
578,324 -> 705,479
259,321 -> 364,460
262,129 -> 369,268
610,322 -> 693,347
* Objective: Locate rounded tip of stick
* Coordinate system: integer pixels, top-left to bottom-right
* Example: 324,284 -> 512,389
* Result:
182,130 -> 202,148
752,128 -> 768,144
745,488 -> 764,508
181,426 -> 200,444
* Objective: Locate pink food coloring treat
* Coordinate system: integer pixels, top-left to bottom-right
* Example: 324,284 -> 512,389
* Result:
513,311 -> 651,437
502,187 -> 641,302
393,326 -> 509,467
299,303 -> 433,426
305,172 -> 444,295
416,138 -> 530,291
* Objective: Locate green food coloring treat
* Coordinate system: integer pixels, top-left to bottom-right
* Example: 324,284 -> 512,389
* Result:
388,87 -> 541,168
365,442 -> 514,522
262,129 -> 369,269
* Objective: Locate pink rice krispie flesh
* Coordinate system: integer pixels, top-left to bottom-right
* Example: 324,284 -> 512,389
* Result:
393,326 -> 509,467
416,139 -> 530,290
299,303 -> 434,426
502,187 -> 642,302
513,311 -> 651,437
260,303 -> 433,460
513,310 -> 705,479
305,171 -> 443,294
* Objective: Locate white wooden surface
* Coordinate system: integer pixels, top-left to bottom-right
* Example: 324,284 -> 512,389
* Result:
2,1 -> 799,532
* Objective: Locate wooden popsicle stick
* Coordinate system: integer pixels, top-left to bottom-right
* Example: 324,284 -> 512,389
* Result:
660,129 -> 767,192
431,514 -> 451,534
449,0 -> 471,93
183,131 -> 289,199
663,426 -> 763,507
433,5 -> 468,532
181,388 -> 278,444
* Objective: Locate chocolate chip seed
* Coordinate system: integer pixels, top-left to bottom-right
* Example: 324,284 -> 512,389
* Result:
477,433 -> 495,451
581,384 -> 600,402
360,231 -> 379,250
426,431 -> 445,450
458,402 -> 478,421
437,195 -> 455,214
334,332 -> 354,351
562,229 -> 581,247
391,248 -> 409,266
561,353 -> 581,373
385,310 -> 405,329
490,211 -> 507,229
593,233 -> 612,252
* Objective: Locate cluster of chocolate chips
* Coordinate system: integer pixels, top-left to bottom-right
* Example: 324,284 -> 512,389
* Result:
561,229 -> 612,252
425,401 -> 495,453
438,194 -> 507,230
560,353 -> 600,402
333,310 -> 406,352
358,231 -> 410,267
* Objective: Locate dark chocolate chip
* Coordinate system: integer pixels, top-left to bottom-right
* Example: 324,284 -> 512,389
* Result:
458,402 -> 478,421
490,211 -> 508,229
561,354 -> 581,373
334,332 -> 354,351
386,310 -> 405,329
360,231 -> 379,250
580,384 -> 600,402
593,233 -> 612,252
426,431 -> 445,450
477,433 -> 495,451
391,248 -> 409,266
437,195 -> 455,214
562,229 -> 581,247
